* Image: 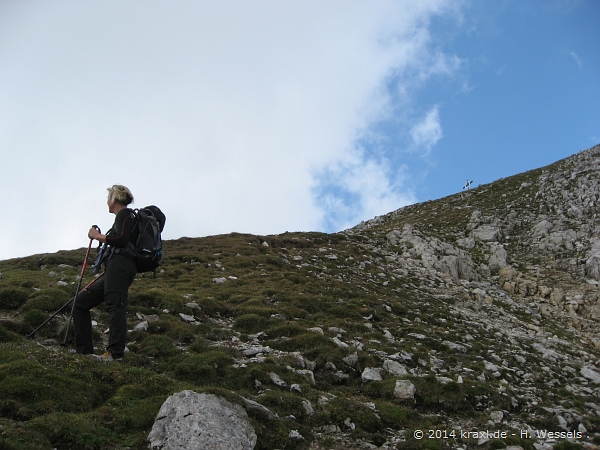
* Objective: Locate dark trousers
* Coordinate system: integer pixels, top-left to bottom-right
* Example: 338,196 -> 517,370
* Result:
73,254 -> 136,358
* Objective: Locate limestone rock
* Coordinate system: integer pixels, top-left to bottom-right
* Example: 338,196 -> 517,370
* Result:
361,367 -> 383,382
269,372 -> 287,388
343,352 -> 358,367
240,397 -> 279,421
472,225 -> 503,242
297,369 -> 316,386
383,360 -> 408,376
332,337 -> 349,348
288,430 -> 304,441
532,220 -> 553,238
443,341 -> 468,353
147,391 -> 256,450
178,313 -> 196,324
394,380 -> 416,400
499,265 -> 518,281
133,321 -> 148,331
581,366 -> 600,383
307,327 -> 324,334
490,410 -> 504,423
333,370 -> 350,382
488,243 -> 508,270
302,399 -> 315,416
456,237 -> 475,249
585,248 -> 600,281
243,346 -> 270,357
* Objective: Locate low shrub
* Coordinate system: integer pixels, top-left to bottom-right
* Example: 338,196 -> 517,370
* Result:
234,314 -> 268,333
259,390 -> 306,417
173,351 -> 234,384
22,288 -> 70,312
267,323 -> 305,339
166,322 -> 196,344
139,335 -> 179,358
22,310 -> 47,328
129,291 -> 168,309
0,288 -> 30,309
325,397 -> 384,434
271,332 -> 334,353
188,337 -> 207,353
377,402 -> 421,428
0,322 -> 24,342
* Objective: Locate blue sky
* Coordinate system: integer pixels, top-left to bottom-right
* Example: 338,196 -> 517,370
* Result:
316,0 -> 600,230
0,0 -> 599,261
423,1 -> 599,197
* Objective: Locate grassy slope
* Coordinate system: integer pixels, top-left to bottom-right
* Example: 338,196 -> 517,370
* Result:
1,154 -> 600,449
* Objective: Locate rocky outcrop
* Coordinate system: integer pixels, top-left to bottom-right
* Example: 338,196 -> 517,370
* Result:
386,225 -> 480,282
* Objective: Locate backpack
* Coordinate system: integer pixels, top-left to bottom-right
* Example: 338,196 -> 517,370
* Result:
131,205 -> 166,274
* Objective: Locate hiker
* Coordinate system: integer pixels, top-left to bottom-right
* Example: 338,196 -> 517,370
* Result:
72,185 -> 137,362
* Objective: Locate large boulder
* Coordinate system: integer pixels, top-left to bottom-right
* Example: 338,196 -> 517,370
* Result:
148,391 -> 257,450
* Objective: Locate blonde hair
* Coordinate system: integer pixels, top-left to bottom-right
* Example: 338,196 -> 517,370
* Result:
107,185 -> 134,205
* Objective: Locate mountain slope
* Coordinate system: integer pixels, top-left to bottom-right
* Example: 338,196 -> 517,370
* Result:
1,144 -> 599,450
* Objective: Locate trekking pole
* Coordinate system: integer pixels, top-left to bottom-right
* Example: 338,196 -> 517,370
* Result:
26,273 -> 104,338
61,226 -> 100,346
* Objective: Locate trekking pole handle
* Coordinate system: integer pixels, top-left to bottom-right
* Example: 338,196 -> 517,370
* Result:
89,225 -> 101,247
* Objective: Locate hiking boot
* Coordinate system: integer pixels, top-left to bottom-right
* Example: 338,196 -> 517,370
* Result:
89,351 -> 123,363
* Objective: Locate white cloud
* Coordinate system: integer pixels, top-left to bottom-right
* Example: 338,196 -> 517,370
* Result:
570,51 -> 583,69
315,150 -> 417,232
410,106 -> 443,154
0,1 -> 462,260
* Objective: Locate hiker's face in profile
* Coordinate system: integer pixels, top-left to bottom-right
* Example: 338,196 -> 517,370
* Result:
107,196 -> 117,214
